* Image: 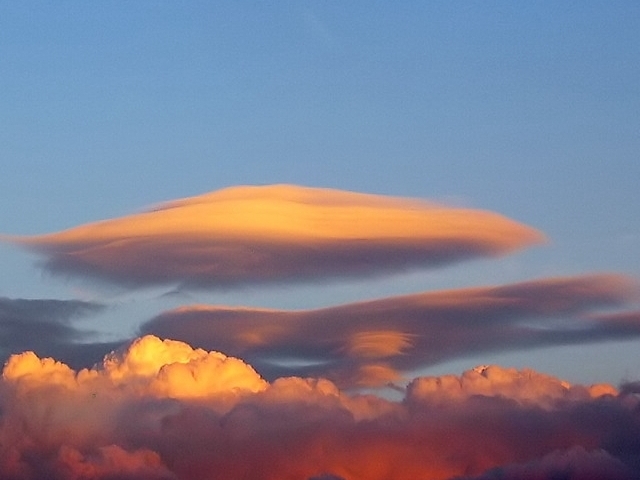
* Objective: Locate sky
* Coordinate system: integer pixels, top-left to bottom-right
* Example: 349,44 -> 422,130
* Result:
1,2 -> 640,479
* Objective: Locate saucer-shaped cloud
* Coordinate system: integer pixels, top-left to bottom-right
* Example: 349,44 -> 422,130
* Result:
2,339 -> 640,480
5,184 -> 545,288
141,273 -> 640,387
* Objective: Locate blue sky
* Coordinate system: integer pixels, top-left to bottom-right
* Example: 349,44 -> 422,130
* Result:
1,1 -> 639,386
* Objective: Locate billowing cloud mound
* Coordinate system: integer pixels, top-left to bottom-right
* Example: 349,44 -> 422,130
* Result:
4,335 -> 267,401
1,338 -> 640,480
406,364 -> 617,408
4,184 -> 544,288
141,273 -> 640,387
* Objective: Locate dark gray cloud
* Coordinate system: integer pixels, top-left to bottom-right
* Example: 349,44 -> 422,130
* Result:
0,297 -> 116,368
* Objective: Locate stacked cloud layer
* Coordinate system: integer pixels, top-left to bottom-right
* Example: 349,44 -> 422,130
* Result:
2,184 -> 640,479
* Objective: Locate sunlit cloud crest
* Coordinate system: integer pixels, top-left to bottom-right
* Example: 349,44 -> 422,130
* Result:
1,185 -> 639,479
1,336 -> 639,480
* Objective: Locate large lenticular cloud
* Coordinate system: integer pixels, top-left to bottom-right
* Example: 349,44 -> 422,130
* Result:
4,184 -> 544,288
141,273 -> 640,387
2,335 -> 639,480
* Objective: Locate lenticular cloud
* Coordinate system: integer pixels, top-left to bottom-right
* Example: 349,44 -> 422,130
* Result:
141,273 -> 640,388
4,184 -> 544,288
1,335 -> 640,480
2,184 -> 638,479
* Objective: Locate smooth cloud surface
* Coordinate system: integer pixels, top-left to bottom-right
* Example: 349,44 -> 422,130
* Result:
1,335 -> 639,480
141,273 -> 640,387
5,184 -> 544,288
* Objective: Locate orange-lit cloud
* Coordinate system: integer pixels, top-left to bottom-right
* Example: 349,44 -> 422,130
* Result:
3,184 -> 545,288
140,273 -> 640,387
1,337 -> 639,479
4,335 -> 267,403
406,364 -> 616,408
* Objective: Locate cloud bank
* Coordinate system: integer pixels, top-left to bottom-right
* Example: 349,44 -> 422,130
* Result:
141,273 -> 640,387
1,335 -> 639,480
4,184 -> 544,288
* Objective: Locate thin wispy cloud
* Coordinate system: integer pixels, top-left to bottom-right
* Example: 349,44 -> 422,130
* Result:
141,273 -> 640,387
3,184 -> 545,288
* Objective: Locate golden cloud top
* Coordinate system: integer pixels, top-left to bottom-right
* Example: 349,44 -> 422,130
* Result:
5,184 -> 545,287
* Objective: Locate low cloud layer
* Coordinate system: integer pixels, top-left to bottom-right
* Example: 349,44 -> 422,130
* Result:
141,273 -> 640,387
1,335 -> 639,480
4,184 -> 544,288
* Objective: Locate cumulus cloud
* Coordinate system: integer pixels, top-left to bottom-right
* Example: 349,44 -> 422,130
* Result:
1,337 -> 640,480
406,364 -> 616,408
3,184 -> 544,288
140,273 -> 640,387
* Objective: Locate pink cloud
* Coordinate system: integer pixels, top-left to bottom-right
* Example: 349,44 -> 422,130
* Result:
1,336 -> 639,480
458,446 -> 634,480
406,364 -> 616,408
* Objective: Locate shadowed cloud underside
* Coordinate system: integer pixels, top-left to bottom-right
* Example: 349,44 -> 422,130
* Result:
4,184 -> 545,288
141,273 -> 640,387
